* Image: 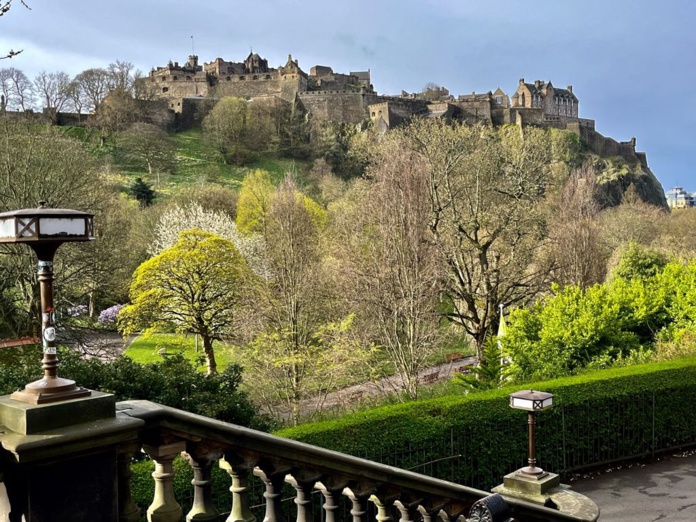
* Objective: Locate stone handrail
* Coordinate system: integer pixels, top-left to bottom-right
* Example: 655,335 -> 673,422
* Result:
116,400 -> 599,522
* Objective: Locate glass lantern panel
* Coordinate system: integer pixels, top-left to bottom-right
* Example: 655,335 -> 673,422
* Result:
0,218 -> 15,239
39,218 -> 86,237
511,397 -> 534,410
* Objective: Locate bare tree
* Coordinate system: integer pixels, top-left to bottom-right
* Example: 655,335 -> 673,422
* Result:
73,68 -> 110,111
33,71 -> 71,121
342,141 -> 444,399
107,60 -> 137,92
546,163 -> 608,288
0,67 -> 33,110
392,119 -> 554,358
244,175 -> 363,424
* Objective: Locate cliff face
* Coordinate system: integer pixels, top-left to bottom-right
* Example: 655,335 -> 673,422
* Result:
578,127 -> 668,210
592,157 -> 668,210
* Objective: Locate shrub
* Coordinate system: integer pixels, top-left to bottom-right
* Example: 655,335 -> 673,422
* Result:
98,304 -> 125,324
276,358 -> 696,490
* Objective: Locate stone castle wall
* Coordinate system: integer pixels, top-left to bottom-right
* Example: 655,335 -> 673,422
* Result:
298,92 -> 380,125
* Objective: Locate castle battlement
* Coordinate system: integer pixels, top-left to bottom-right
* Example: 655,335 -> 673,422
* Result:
146,51 -> 594,135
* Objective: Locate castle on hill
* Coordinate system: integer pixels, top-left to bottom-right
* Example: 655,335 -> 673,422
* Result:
147,50 -> 655,188
148,51 -> 595,134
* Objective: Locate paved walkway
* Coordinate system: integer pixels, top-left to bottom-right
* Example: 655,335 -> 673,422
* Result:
571,452 -> 696,521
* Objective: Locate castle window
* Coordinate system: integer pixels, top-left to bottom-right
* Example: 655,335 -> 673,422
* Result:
160,77 -> 165,82
226,76 -> 231,81
253,75 -> 258,80
186,76 -> 191,81
162,87 -> 169,93
265,75 -> 271,80
172,76 -> 178,81
239,76 -> 245,81
495,95 -> 503,105
371,112 -> 375,117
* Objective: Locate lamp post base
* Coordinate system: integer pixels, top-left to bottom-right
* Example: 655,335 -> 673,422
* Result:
11,377 -> 91,405
517,466 -> 549,479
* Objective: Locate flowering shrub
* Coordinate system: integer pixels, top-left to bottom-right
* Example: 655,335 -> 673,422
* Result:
67,304 -> 88,317
98,304 -> 125,324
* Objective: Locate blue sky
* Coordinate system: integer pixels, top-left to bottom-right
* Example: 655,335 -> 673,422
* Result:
2,0 -> 694,192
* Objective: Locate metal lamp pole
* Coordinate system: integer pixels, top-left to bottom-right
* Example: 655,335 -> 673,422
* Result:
0,203 -> 94,404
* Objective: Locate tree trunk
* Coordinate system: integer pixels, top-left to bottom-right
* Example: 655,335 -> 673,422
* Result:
202,335 -> 218,375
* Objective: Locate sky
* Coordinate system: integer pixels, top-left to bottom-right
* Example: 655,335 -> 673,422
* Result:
1,0 -> 694,192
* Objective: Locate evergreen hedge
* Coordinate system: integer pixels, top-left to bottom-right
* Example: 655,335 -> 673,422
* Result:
276,358 -> 696,489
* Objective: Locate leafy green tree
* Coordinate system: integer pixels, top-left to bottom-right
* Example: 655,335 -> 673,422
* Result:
127,177 -> 156,207
611,242 -> 668,282
503,271 -> 674,381
203,96 -> 247,157
453,337 -> 507,392
118,230 -> 254,374
236,169 -> 274,235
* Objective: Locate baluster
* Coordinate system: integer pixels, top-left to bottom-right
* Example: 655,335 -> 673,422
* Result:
370,494 -> 395,522
394,500 -> 421,522
254,467 -> 288,522
417,503 -> 448,522
219,458 -> 256,522
317,480 -> 347,522
117,441 -> 141,522
343,487 -> 370,522
417,506 -> 432,522
143,441 -> 187,522
182,445 -> 223,521
287,474 -> 319,522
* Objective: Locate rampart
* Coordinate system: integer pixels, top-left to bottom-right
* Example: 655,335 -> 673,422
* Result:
298,92 -> 382,125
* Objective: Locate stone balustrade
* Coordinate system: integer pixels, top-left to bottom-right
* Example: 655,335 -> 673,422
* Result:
115,400 -> 598,522
0,395 -> 598,521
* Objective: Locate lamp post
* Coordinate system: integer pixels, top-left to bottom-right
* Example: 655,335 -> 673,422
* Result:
509,389 -> 554,478
0,202 -> 93,404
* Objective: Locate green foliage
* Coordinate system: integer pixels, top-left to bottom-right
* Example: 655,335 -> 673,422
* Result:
452,337 -> 508,392
503,256 -> 696,381
611,241 -> 668,281
115,122 -> 177,177
119,230 -> 253,374
0,348 -> 270,429
127,177 -> 156,207
236,169 -> 274,235
277,357 -> 696,489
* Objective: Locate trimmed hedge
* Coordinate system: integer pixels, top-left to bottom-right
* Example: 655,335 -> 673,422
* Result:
276,357 -> 696,489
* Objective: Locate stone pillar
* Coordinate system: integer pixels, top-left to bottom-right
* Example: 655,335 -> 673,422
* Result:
370,494 -> 393,522
143,441 -> 187,522
0,391 -> 143,522
117,441 -> 142,522
492,470 -> 599,520
316,482 -> 345,522
287,475 -> 318,522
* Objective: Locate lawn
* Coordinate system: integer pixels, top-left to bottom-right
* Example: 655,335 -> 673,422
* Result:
125,333 -> 237,371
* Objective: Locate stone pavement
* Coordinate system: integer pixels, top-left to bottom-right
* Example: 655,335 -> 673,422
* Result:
571,452 -> 696,521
